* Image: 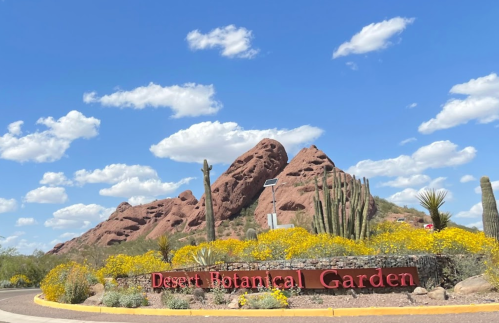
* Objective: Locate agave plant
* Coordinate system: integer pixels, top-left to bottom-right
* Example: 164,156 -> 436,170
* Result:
193,247 -> 216,266
416,189 -> 448,232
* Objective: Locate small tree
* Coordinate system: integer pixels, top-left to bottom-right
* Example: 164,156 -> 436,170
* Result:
416,189 -> 449,232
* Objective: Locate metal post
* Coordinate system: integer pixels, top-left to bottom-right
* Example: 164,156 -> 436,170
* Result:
272,185 -> 277,215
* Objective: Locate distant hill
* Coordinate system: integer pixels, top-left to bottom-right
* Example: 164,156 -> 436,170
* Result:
372,196 -> 479,233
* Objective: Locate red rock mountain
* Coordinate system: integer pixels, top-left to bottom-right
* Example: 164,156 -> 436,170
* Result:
48,139 -> 377,255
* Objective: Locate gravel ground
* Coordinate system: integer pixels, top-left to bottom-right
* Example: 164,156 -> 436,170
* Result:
86,290 -> 499,310
1,292 -> 499,323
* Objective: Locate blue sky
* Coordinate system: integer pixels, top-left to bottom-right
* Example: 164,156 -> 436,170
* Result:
1,0 -> 498,254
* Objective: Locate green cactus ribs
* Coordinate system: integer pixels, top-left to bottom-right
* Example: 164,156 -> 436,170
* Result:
480,176 -> 499,241
312,166 -> 371,240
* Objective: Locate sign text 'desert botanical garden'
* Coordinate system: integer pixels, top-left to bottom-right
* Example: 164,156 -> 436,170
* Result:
152,267 -> 419,290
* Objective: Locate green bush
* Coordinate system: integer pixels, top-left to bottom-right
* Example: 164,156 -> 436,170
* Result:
119,293 -> 144,308
102,291 -> 121,307
211,282 -> 226,305
247,294 -> 283,309
165,297 -> 190,309
0,280 -> 13,288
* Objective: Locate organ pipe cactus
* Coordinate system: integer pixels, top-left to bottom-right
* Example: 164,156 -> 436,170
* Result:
312,166 -> 371,240
201,159 -> 216,242
480,176 -> 499,241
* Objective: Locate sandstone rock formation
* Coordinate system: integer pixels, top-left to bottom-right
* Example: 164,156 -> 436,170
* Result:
184,138 -> 288,230
48,191 -> 198,254
48,139 -> 379,254
254,145 -> 376,228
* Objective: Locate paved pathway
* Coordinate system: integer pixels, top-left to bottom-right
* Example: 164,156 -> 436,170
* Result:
1,290 -> 499,323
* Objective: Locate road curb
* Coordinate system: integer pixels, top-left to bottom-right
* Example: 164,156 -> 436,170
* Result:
34,294 -> 499,317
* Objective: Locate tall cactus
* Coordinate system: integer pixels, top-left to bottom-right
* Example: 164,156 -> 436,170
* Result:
201,159 -> 216,242
480,176 -> 499,241
312,166 -> 371,240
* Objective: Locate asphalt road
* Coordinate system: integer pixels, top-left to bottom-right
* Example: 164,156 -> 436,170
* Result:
0,290 -> 498,323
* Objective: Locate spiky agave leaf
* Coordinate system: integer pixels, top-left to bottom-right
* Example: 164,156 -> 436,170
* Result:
193,247 -> 215,266
438,211 -> 452,230
416,189 -> 447,211
416,189 -> 448,231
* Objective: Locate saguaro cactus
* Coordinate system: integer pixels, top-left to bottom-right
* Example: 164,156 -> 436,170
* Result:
480,176 -> 499,241
201,159 -> 216,242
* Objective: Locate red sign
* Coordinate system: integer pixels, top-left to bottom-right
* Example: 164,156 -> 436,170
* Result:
152,267 -> 419,290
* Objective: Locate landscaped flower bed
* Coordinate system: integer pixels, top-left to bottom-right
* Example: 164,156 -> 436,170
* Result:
38,224 -> 499,309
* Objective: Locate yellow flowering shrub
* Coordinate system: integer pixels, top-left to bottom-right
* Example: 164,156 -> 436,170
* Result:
171,225 -> 499,268
40,262 -> 93,302
239,288 -> 288,309
369,222 -> 497,255
97,250 -> 171,280
485,244 -> 499,289
287,234 -> 373,259
9,274 -> 31,287
172,239 -> 247,268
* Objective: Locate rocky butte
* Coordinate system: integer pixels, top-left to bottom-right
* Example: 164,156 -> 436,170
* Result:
48,138 -> 377,255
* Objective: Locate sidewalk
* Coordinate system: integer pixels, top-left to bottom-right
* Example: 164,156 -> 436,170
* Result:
0,309 -> 127,323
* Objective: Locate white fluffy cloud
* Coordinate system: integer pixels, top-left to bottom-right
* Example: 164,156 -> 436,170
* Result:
347,140 -> 476,178
74,164 -> 159,185
0,198 -> 17,213
186,25 -> 259,58
0,231 -> 25,244
128,196 -> 156,206
84,82 -> 222,118
474,180 -> 499,193
45,204 -> 115,230
15,217 -> 38,226
419,73 -> 499,134
386,177 -> 450,206
40,172 -> 73,186
407,103 -> 417,109
379,174 -> 431,188
333,17 -> 415,58
456,202 -> 483,219
24,186 -> 68,204
460,175 -> 476,183
399,137 -> 416,145
99,177 -> 194,199
150,121 -> 324,164
0,111 -> 100,163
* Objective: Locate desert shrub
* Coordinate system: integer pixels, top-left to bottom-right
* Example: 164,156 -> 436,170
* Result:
211,282 -> 227,305
96,250 -> 170,281
9,274 -> 31,288
102,291 -> 121,307
165,296 -> 190,309
442,255 -> 486,287
60,267 -> 91,304
40,262 -> 94,302
485,244 -> 499,289
243,289 -> 288,309
193,288 -> 205,302
119,293 -> 145,308
0,280 -> 13,288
